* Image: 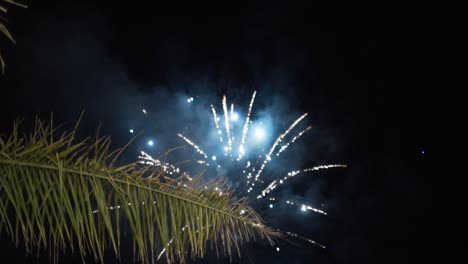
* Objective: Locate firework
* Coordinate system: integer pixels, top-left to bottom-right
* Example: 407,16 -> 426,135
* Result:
132,91 -> 346,259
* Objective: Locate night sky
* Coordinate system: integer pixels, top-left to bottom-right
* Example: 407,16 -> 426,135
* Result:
0,0 -> 462,263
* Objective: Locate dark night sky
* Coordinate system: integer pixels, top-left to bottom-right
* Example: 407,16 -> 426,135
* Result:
0,0 -> 463,263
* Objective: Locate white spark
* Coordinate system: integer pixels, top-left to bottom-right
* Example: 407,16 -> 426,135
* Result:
177,133 -> 208,159
222,96 -> 233,151
277,126 -> 312,156
238,91 -> 256,160
258,164 -> 347,197
211,104 -> 223,143
285,231 -> 326,249
254,113 -> 309,181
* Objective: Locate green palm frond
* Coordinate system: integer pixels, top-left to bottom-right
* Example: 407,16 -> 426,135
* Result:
0,0 -> 27,74
0,116 -> 278,263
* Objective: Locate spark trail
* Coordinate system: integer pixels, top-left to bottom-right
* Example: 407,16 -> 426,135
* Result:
222,96 -> 232,152
238,91 -> 256,160
211,104 -> 223,143
177,133 -> 208,159
257,164 -> 348,198
277,126 -> 312,156
253,113 -> 309,183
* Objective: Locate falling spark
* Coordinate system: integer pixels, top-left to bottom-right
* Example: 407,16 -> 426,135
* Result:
157,238 -> 175,261
211,104 -> 223,143
238,91 -> 256,159
230,103 -> 236,144
285,231 -> 326,249
285,200 -> 327,215
258,164 -> 347,198
177,133 -> 208,159
222,96 -> 232,151
277,126 -> 312,156
142,109 -> 147,115
254,113 -> 309,182
138,151 -> 181,175
92,202 -> 155,215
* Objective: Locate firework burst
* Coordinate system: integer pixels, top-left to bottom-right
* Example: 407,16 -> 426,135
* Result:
134,91 -> 346,259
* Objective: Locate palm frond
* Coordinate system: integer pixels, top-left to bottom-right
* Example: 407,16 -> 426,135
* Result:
0,0 -> 27,74
0,116 -> 278,263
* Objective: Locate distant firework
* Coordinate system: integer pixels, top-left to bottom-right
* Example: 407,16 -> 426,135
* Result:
132,91 -> 347,256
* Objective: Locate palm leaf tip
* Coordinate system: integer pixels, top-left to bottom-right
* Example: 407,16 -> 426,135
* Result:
0,0 -> 27,74
0,117 -> 279,263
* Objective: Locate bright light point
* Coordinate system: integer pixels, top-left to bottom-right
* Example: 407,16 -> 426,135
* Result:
224,146 -> 228,151
276,247 -> 280,252
212,155 -> 217,161
421,150 -> 425,154
240,210 -> 245,215
279,180 -> 283,184
187,98 -> 191,103
129,129 -> 134,133
255,127 -> 265,139
231,112 -> 239,121
142,109 -> 147,114
239,145 -> 245,154
301,205 -> 306,212
147,140 -> 154,146
269,204 -> 273,208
